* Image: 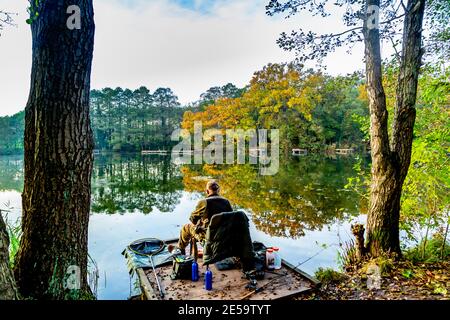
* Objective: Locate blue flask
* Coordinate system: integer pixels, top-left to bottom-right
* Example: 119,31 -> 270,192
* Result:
205,267 -> 213,291
191,261 -> 199,282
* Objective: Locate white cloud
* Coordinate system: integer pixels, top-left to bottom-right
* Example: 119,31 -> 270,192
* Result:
0,0 -> 367,116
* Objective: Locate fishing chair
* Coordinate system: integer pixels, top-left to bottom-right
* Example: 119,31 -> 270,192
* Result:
200,211 -> 256,273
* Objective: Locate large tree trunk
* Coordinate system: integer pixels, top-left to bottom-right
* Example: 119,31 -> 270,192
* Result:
0,214 -> 19,300
363,0 -> 425,257
14,0 -> 95,299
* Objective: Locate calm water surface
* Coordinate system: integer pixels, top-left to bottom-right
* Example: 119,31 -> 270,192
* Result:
0,153 -> 368,300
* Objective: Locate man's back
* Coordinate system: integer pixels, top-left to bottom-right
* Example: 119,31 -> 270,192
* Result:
204,195 -> 233,221
189,195 -> 233,225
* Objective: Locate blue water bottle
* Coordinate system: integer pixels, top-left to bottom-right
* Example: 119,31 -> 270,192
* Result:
205,267 -> 213,291
191,261 -> 199,282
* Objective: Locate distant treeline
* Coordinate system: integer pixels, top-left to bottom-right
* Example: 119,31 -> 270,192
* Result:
0,66 -> 370,155
0,83 -> 243,154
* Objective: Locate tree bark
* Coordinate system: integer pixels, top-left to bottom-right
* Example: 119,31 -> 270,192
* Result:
363,0 -> 425,257
0,214 -> 19,300
13,0 -> 95,299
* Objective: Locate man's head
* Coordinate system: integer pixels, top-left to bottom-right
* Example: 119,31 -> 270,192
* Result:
206,180 -> 220,196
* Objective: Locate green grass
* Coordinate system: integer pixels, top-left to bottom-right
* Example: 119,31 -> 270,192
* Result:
314,267 -> 346,284
404,232 -> 450,263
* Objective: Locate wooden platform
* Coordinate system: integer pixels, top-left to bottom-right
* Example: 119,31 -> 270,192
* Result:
292,149 -> 308,156
141,150 -> 169,155
335,148 -> 355,155
136,240 -> 319,300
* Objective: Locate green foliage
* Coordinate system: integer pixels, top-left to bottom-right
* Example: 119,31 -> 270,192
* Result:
0,205 -> 21,268
401,269 -> 414,279
196,83 -> 245,110
7,221 -> 21,268
400,66 -> 449,243
404,232 -> 450,263
336,240 -> 359,271
314,267 -> 346,284
90,86 -> 182,152
361,256 -> 395,276
26,0 -> 40,24
344,156 -> 370,201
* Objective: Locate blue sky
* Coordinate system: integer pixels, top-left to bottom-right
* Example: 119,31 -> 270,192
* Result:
172,0 -> 211,11
121,0 -> 223,12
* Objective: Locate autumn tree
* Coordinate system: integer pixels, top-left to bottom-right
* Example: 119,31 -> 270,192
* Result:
14,0 -> 95,299
182,63 -> 366,152
267,0 -> 448,256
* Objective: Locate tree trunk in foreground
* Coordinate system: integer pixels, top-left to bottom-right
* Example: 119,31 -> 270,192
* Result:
14,0 -> 95,299
363,0 -> 425,257
0,215 -> 18,300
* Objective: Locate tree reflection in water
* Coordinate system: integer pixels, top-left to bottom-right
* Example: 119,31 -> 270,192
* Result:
0,156 -> 24,192
85,155 -> 366,239
182,155 -> 369,238
2,153 -> 368,238
91,154 -> 183,214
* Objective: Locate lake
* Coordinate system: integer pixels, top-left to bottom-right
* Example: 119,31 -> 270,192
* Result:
0,153 -> 369,300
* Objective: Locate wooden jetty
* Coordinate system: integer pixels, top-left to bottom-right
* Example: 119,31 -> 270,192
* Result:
335,148 -> 355,155
135,239 -> 319,300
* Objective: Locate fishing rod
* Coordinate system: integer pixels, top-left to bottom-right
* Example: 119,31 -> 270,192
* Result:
150,254 -> 165,299
240,246 -> 328,300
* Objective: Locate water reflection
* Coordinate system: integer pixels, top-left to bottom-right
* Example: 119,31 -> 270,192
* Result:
91,154 -> 368,238
0,155 -> 23,192
91,154 -> 184,214
182,156 -> 368,238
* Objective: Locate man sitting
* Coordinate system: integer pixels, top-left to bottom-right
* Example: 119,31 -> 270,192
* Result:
168,180 -> 257,289
168,180 -> 233,255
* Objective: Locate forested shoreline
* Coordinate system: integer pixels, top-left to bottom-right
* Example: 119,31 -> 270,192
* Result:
0,67 -> 370,155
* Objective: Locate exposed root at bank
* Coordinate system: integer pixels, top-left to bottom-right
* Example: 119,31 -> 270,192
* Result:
297,260 -> 449,300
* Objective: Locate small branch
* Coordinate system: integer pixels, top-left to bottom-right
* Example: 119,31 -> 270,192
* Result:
0,11 -> 17,32
388,35 -> 402,63
311,13 -> 407,41
400,0 -> 407,12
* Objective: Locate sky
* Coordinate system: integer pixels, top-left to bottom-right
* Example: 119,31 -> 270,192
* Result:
0,0 -> 368,116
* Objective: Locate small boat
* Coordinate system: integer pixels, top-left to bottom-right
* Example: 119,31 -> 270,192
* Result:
128,238 -> 320,300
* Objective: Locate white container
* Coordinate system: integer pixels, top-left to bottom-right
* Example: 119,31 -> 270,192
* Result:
272,247 -> 282,270
266,248 -> 275,270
